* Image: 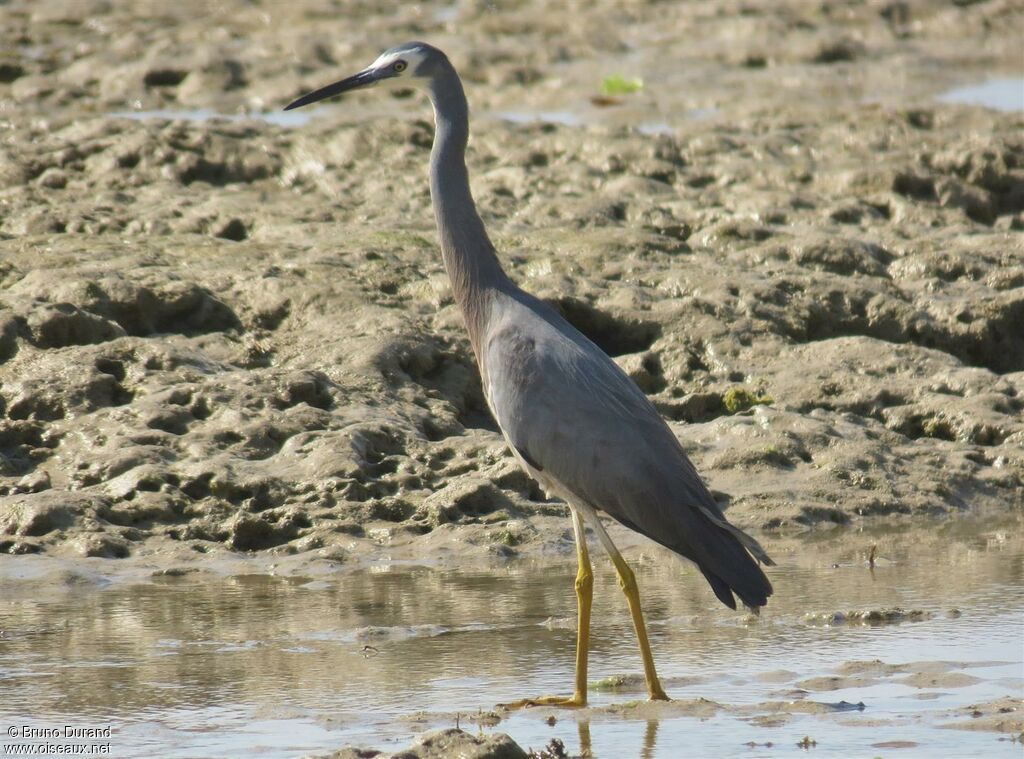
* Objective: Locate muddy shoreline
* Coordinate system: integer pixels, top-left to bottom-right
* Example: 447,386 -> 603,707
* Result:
1,2 -> 1023,573
4,6 -> 1023,756
2,513 -> 1021,758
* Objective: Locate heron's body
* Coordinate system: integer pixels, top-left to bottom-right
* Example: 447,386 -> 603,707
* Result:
484,287 -> 772,609
286,41 -> 773,707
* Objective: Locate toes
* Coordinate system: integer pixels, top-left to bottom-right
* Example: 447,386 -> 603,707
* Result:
497,695 -> 586,710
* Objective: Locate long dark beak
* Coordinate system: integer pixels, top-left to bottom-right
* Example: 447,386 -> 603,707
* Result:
284,68 -> 380,111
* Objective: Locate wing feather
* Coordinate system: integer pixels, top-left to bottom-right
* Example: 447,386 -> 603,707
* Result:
484,290 -> 773,608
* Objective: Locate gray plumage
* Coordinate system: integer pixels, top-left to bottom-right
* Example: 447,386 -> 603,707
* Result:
285,42 -> 773,699
485,287 -> 775,609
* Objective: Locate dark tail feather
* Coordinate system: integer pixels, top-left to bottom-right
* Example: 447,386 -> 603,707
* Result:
701,545 -> 773,612
685,499 -> 774,612
606,490 -> 774,612
702,569 -> 737,610
695,522 -> 774,613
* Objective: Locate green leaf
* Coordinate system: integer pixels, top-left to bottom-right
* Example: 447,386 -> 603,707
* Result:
600,75 -> 643,96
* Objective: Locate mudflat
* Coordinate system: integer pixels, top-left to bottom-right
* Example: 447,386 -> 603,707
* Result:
1,1 -> 1021,568
0,2 -> 1019,753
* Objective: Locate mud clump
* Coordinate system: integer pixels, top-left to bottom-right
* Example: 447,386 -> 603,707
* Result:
314,728 -> 528,759
803,608 -> 932,626
940,698 -> 1024,735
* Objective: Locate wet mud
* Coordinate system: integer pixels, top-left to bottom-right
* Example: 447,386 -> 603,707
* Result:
1,0 -> 1022,567
1,3 -> 1024,755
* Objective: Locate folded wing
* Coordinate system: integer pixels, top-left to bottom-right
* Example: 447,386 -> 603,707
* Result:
484,290 -> 773,610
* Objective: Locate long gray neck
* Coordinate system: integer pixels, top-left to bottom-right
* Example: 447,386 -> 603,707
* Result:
426,64 -> 508,359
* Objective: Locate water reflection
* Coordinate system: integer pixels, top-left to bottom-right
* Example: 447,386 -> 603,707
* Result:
0,512 -> 1021,758
642,719 -> 658,759
566,718 -> 659,758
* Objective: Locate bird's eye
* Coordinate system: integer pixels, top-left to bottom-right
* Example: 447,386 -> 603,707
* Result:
393,60 -> 407,73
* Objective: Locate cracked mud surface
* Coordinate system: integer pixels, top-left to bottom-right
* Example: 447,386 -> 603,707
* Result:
1,0 -> 1022,564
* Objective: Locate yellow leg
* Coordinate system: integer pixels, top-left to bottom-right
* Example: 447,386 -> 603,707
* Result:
589,515 -> 670,701
500,507 -> 592,709
569,507 -> 593,703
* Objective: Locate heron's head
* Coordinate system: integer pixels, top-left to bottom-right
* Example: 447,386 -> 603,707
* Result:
284,42 -> 446,111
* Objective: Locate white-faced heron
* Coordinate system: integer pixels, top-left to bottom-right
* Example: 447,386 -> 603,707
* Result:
285,42 -> 774,707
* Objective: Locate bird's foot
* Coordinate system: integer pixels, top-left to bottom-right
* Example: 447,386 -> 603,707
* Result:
648,687 -> 671,702
498,693 -> 586,710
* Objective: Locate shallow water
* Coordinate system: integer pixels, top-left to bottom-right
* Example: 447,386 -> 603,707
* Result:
1,515 -> 1021,758
495,107 -> 716,132
110,108 -> 314,128
109,106 -> 717,134
937,77 -> 1024,112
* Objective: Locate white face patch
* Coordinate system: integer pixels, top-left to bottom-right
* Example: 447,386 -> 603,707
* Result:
370,47 -> 428,77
